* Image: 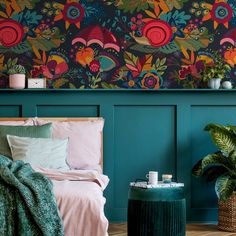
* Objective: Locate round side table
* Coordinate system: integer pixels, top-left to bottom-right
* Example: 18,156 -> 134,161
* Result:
128,185 -> 186,236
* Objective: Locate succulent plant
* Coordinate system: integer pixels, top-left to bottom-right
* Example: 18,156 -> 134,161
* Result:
8,65 -> 26,75
201,51 -> 231,82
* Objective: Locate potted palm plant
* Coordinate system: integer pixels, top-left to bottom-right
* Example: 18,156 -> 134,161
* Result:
8,64 -> 26,89
192,123 -> 236,232
201,51 -> 231,89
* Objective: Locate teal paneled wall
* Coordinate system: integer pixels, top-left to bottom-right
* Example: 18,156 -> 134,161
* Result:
1,89 -> 236,222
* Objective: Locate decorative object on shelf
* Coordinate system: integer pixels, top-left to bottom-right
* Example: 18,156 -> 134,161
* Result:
28,66 -> 47,88
8,65 -> 26,89
222,81 -> 233,89
192,123 -> 236,232
208,78 -> 222,89
162,174 -> 172,183
146,171 -> 158,185
201,51 -> 231,89
28,78 -> 46,89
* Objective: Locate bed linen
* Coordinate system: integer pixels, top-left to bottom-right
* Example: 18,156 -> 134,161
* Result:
35,167 -> 109,236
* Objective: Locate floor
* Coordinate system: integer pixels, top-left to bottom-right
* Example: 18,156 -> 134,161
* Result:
108,223 -> 236,236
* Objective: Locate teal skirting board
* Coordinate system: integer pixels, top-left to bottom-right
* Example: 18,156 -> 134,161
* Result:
1,89 -> 236,222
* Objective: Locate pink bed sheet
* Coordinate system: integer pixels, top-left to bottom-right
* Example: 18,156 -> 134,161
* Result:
35,168 -> 109,236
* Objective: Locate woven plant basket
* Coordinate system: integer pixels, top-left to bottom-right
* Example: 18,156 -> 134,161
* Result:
218,191 -> 236,232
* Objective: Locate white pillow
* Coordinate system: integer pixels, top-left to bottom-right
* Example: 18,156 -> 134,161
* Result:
7,135 -> 69,170
35,119 -> 104,172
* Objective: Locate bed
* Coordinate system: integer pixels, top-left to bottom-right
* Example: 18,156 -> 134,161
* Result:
0,117 -> 109,236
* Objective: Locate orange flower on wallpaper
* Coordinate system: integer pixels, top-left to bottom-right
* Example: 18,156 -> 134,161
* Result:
76,47 -> 94,67
224,48 -> 236,67
54,0 -> 84,29
141,72 -> 161,89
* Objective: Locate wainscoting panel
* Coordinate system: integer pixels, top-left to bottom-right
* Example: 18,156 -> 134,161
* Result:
0,105 -> 22,117
36,105 -> 99,117
1,89 -> 236,223
113,105 -> 176,219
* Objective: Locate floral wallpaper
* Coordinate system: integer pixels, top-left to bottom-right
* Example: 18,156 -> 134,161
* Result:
0,0 -> 236,89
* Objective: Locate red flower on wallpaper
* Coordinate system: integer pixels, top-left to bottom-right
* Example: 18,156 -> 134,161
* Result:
42,54 -> 69,79
72,25 -> 120,52
89,60 -> 101,73
203,1 -> 233,29
54,1 -> 84,29
142,20 -> 173,47
0,19 -> 24,47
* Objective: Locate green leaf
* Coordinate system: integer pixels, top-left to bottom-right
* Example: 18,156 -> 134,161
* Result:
52,78 -> 68,88
202,166 -> 227,182
11,42 -> 31,54
159,41 -> 179,54
205,124 -> 236,154
69,83 -> 76,89
215,175 -> 236,201
160,58 -> 166,66
192,159 -> 203,176
192,153 -> 234,177
0,46 -> 8,54
128,44 -> 160,54
117,0 -> 149,13
16,0 -> 40,10
101,82 -> 119,89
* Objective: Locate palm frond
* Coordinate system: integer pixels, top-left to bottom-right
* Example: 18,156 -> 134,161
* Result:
204,124 -> 236,154
202,166 -> 228,182
215,175 -> 236,201
192,153 -> 234,177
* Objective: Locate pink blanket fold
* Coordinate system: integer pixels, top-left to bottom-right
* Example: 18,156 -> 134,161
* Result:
35,168 -> 109,236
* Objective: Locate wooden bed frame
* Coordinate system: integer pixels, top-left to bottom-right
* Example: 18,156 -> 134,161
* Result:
0,117 -> 104,171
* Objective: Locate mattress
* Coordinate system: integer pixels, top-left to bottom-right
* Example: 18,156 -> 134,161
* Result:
35,168 -> 109,236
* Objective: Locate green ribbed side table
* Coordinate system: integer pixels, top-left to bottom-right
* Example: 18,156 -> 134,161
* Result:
128,185 -> 186,236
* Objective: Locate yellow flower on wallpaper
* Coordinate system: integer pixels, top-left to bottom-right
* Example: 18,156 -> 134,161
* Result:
54,0 -> 84,29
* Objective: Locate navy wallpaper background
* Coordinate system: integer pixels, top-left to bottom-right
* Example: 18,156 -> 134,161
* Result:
0,0 -> 236,89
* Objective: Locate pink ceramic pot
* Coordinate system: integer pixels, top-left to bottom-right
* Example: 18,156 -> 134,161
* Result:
9,74 -> 25,89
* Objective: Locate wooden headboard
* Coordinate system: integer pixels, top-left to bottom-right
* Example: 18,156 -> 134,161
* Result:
0,117 -> 104,171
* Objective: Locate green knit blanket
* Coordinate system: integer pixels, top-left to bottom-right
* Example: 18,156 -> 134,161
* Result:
0,155 -> 64,236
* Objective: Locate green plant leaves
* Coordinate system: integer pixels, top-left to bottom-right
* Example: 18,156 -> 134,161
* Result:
192,153 -> 233,177
205,124 -> 236,154
117,0 -> 149,13
202,166 -> 227,182
215,175 -> 236,201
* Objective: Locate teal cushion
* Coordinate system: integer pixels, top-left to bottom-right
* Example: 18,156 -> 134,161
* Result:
0,123 -> 52,157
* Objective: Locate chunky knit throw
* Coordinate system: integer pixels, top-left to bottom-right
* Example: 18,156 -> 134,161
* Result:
0,155 -> 64,236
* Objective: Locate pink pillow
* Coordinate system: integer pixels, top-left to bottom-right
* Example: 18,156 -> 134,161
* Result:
35,119 -> 104,172
0,119 -> 34,126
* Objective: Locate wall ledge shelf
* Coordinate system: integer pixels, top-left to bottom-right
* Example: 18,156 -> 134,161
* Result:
0,88 -> 236,93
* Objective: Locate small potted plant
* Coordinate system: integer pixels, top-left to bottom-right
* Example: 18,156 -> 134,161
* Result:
8,64 -> 26,89
201,51 -> 231,89
192,123 -> 236,232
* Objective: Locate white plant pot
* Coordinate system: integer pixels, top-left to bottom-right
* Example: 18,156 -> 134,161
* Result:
208,78 -> 221,89
9,74 -> 25,89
